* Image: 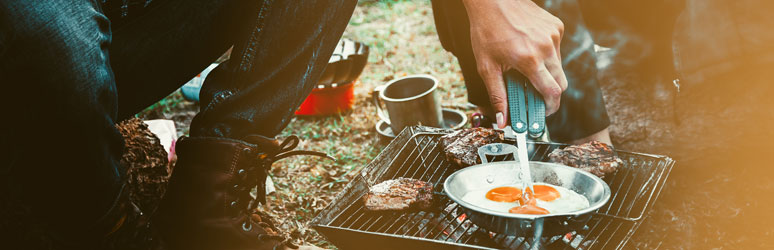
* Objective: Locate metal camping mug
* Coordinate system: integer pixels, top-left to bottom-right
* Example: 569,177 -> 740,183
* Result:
372,74 -> 443,134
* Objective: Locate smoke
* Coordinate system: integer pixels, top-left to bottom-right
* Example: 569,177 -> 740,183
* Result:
538,0 -> 622,71
562,23 -> 596,66
541,0 -> 658,74
591,31 -> 648,70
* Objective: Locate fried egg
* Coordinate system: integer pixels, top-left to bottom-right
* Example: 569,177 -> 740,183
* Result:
461,183 -> 590,214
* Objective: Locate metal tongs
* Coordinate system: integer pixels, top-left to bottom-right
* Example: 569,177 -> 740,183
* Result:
502,70 -> 547,140
501,70 -> 547,206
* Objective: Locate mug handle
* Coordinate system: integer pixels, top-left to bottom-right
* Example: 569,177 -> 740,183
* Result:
372,85 -> 391,124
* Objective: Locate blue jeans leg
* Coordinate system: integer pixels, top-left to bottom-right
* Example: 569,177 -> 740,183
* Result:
0,0 -> 124,244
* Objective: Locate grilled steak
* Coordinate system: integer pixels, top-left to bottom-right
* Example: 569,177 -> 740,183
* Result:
363,178 -> 433,211
548,141 -> 624,178
441,128 -> 504,167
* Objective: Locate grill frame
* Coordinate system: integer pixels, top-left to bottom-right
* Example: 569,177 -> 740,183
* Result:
311,126 -> 674,249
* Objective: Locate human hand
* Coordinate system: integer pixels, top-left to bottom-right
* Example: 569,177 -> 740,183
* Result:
462,0 -> 568,129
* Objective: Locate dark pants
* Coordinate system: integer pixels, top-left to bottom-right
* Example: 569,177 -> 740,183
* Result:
0,0 -> 355,244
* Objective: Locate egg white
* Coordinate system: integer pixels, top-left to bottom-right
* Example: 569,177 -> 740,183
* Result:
534,183 -> 590,214
461,187 -> 520,212
460,183 -> 590,214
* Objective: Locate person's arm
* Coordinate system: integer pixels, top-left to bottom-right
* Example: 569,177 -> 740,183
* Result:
572,127 -> 612,145
462,0 -> 567,129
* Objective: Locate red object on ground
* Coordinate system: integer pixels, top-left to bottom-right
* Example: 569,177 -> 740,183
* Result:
296,39 -> 368,116
295,82 -> 355,116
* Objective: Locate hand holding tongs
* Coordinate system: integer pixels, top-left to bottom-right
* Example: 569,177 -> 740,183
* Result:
504,70 -> 546,139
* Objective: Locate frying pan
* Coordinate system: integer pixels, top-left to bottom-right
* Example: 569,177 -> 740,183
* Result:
443,144 -> 611,240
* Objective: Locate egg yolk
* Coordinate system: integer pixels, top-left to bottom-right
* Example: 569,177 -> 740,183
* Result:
486,185 -> 561,203
485,186 -> 522,202
530,185 -> 561,202
484,185 -> 560,215
509,198 -> 550,215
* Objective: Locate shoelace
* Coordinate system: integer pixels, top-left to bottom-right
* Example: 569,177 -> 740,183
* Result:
273,135 -> 333,161
238,135 -> 333,237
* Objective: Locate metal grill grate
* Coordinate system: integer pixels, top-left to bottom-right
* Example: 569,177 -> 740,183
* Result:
311,126 -> 674,249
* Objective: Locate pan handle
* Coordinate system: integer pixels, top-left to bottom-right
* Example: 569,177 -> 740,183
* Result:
371,85 -> 391,124
477,143 -> 518,164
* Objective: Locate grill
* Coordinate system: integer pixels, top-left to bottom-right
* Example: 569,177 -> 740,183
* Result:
311,126 -> 675,249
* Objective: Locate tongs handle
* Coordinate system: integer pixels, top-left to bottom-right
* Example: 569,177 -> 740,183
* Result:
526,82 -> 546,137
505,71 -> 528,134
504,70 -> 546,137
477,143 -> 518,164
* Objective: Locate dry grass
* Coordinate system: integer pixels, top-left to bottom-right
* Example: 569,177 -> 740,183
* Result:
139,1 -> 474,248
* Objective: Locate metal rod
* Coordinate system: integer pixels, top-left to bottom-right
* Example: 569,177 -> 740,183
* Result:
582,216 -> 615,249
401,211 -> 436,236
613,161 -> 647,216
529,218 -> 544,250
388,136 -> 430,179
330,202 -> 362,226
458,219 -> 481,244
372,212 -> 404,233
381,135 -> 422,181
628,160 -> 672,219
428,206 -> 464,239
341,208 -> 368,228
597,221 -> 635,250
404,137 -> 432,178
412,196 -> 466,239
380,211 -> 414,233
370,133 -> 417,181
413,141 -> 443,180
358,213 -> 387,231
602,162 -> 633,213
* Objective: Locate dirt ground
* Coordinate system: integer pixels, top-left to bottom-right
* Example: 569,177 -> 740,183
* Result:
139,1 -> 774,249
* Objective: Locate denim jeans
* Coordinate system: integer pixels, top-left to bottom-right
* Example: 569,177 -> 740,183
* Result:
0,0 -> 355,245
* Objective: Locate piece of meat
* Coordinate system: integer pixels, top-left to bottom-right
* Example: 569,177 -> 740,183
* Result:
441,127 -> 504,167
548,141 -> 624,178
363,178 -> 433,211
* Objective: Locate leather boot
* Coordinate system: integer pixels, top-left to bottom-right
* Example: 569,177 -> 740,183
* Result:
156,135 -> 329,250
96,184 -> 160,250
